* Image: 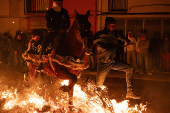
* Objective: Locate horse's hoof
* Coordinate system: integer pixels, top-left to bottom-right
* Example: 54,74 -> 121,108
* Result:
59,86 -> 69,92
69,105 -> 76,112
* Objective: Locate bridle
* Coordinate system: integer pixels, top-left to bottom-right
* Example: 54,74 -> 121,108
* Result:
75,19 -> 92,54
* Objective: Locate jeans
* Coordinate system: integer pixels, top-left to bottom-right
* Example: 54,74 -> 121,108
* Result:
96,59 -> 133,91
139,53 -> 149,72
127,50 -> 137,69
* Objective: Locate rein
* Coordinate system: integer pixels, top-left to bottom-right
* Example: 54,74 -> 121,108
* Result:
75,19 -> 90,53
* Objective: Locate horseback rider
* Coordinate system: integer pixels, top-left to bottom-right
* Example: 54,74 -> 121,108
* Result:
36,0 -> 70,71
93,17 -> 141,99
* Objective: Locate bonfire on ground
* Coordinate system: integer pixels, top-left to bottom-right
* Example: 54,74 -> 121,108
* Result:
0,77 -> 147,113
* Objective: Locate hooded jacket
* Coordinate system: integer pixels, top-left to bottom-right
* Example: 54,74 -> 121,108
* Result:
124,31 -> 136,52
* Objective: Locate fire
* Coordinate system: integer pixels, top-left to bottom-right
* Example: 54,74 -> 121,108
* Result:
61,80 -> 69,86
0,80 -> 147,113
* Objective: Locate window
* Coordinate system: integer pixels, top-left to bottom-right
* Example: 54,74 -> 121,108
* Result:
109,0 -> 128,11
25,0 -> 53,13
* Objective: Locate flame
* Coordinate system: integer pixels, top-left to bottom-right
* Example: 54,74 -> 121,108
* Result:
61,80 -> 69,86
0,80 -> 147,113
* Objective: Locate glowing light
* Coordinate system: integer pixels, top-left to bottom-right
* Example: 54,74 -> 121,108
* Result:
61,80 -> 69,86
12,21 -> 15,24
0,80 -> 147,113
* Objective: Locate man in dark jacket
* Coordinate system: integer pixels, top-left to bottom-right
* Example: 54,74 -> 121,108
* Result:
93,17 -> 140,99
13,33 -> 25,70
37,0 -> 70,70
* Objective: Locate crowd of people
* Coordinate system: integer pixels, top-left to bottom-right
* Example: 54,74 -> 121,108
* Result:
0,29 -> 47,72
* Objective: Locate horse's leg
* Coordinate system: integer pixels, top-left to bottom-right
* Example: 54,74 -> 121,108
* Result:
27,62 -> 37,86
56,67 -> 77,109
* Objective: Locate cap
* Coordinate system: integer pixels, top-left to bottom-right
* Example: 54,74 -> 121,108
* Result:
105,17 -> 116,26
32,29 -> 40,37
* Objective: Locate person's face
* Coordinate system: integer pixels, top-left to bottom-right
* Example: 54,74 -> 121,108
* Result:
107,23 -> 116,31
53,1 -> 63,7
142,35 -> 146,41
165,37 -> 168,41
128,33 -> 132,37
17,35 -> 21,40
138,36 -> 142,41
32,35 -> 39,41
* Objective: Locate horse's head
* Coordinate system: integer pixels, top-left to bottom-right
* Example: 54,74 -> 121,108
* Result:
74,10 -> 93,55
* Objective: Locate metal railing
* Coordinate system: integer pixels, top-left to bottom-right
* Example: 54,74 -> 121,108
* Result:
25,0 -> 52,13
109,0 -> 128,11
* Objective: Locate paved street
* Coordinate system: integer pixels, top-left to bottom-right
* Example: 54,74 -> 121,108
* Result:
0,64 -> 170,113
82,70 -> 170,113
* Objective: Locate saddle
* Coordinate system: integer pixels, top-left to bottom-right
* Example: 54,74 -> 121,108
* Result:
22,53 -> 88,70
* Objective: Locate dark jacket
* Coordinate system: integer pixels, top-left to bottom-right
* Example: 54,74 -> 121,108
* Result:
93,28 -> 130,62
27,39 -> 42,55
13,39 -> 25,55
46,8 -> 70,31
93,28 -> 130,51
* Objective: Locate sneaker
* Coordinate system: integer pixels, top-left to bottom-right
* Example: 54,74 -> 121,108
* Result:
126,91 -> 141,99
147,72 -> 152,75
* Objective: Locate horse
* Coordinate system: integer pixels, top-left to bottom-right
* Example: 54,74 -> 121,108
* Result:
22,10 -> 92,110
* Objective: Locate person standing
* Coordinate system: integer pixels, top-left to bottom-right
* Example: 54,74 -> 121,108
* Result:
136,33 -> 142,70
1,32 -> 8,64
6,35 -> 14,68
13,33 -> 25,70
138,34 -> 152,75
36,0 -> 70,71
161,35 -> 170,72
124,31 -> 138,73
149,33 -> 161,72
93,17 -> 140,99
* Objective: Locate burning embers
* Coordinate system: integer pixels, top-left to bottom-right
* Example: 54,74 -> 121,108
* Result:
0,80 -> 147,113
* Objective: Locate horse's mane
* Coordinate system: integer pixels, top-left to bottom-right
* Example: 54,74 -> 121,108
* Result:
65,19 -> 84,57
54,19 -> 83,58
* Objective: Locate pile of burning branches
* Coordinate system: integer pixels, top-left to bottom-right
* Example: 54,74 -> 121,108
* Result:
0,78 -> 147,113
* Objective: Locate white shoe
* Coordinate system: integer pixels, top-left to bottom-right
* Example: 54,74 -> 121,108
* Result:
126,91 -> 141,99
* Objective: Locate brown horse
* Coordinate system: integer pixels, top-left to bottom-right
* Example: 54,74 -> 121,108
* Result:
22,10 -> 92,110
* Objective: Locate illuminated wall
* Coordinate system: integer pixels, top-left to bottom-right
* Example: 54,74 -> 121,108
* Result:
128,0 -> 170,13
0,0 -> 27,37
